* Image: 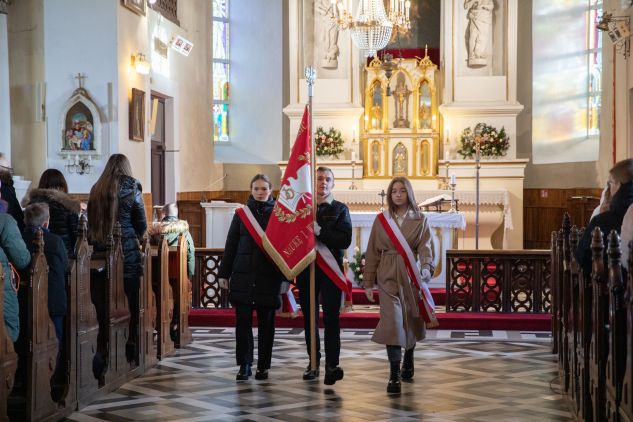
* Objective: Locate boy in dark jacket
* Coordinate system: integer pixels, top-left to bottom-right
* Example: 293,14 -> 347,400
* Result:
22,202 -> 68,345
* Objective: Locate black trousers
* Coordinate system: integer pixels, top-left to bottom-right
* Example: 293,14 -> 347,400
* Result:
234,303 -> 276,369
297,276 -> 341,368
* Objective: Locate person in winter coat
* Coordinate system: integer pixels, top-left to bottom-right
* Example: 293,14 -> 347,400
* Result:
148,202 -> 195,279
218,174 -> 288,381
0,153 -> 25,233
22,168 -> 80,254
0,182 -> 30,342
576,158 -> 633,275
87,154 -> 147,362
362,176 -> 435,394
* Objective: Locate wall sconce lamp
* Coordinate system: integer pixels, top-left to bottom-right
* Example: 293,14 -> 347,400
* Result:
147,0 -> 157,4
132,53 -> 151,75
597,13 -> 631,58
65,154 -> 93,175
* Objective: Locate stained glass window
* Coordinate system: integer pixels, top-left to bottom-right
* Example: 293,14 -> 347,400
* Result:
213,0 -> 229,142
532,0 -> 602,164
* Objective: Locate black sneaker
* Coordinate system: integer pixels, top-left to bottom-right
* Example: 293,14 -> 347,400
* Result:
302,365 -> 320,380
236,364 -> 252,381
323,366 -> 344,385
255,369 -> 269,380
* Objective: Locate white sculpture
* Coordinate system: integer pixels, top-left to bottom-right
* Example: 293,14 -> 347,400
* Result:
317,0 -> 340,69
464,0 -> 494,67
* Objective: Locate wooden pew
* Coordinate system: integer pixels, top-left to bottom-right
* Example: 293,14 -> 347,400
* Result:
168,234 -> 192,348
575,227 -> 594,421
551,230 -> 559,355
20,229 -> 62,421
567,226 -> 581,414
73,216 -> 100,409
606,231 -> 626,421
0,262 -> 17,421
90,223 -> 131,392
141,236 -> 157,371
589,227 -> 608,422
558,214 -> 571,393
152,236 -> 174,359
621,238 -> 633,422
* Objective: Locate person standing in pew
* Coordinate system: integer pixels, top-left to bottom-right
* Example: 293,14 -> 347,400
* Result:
22,202 -> 68,394
296,166 -> 352,385
21,168 -> 80,254
362,176 -> 437,394
148,202 -> 195,341
87,154 -> 147,363
576,158 -> 633,275
0,182 -> 30,342
0,153 -> 25,233
218,174 -> 289,381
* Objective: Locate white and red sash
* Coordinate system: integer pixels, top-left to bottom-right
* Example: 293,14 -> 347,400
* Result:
237,206 -> 352,311
377,211 -> 439,328
315,242 -> 353,308
236,206 -> 298,316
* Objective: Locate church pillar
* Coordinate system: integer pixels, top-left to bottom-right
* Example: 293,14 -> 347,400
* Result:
283,0 -> 363,183
439,0 -> 527,249
0,5 -> 11,157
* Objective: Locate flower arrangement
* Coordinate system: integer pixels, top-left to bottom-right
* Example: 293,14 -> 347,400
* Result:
456,123 -> 509,159
315,126 -> 345,158
348,247 -> 365,284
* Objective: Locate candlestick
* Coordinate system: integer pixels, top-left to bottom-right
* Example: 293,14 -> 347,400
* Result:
450,173 -> 456,185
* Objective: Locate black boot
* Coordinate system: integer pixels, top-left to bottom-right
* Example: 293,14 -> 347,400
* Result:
401,348 -> 414,380
302,364 -> 320,380
236,364 -> 252,381
387,361 -> 401,394
255,368 -> 269,380
324,366 -> 344,386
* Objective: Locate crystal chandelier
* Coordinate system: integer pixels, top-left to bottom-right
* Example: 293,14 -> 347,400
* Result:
332,0 -> 411,57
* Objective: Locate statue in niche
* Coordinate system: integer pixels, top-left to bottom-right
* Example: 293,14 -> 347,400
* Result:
419,81 -> 432,130
317,0 -> 340,69
464,0 -> 494,67
371,83 -> 382,130
393,143 -> 408,176
392,73 -> 411,128
371,140 -> 381,175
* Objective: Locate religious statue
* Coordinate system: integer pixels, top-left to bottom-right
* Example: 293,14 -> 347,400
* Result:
393,143 -> 408,176
392,73 -> 411,128
371,141 -> 381,175
419,103 -> 431,130
464,0 -> 494,67
317,0 -> 340,69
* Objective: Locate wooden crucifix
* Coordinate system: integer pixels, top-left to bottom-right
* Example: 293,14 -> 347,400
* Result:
378,189 -> 387,212
74,73 -> 86,89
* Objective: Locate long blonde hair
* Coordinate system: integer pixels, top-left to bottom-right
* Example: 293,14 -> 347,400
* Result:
386,177 -> 422,218
88,154 -> 133,243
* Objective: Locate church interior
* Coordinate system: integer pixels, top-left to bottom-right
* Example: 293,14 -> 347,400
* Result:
1,0 -> 633,420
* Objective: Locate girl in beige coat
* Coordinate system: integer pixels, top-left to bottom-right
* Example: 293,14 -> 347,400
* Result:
363,177 -> 434,394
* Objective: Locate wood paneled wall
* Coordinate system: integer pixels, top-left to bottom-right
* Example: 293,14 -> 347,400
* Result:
524,188 -> 601,249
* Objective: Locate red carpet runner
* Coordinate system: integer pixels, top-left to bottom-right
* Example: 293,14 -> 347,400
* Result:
190,288 -> 551,331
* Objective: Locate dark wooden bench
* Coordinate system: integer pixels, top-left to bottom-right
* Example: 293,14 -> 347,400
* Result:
168,234 -> 192,348
0,262 -> 18,421
151,236 -> 174,359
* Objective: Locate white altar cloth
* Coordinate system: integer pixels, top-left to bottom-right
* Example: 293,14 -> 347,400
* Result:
348,211 -> 466,289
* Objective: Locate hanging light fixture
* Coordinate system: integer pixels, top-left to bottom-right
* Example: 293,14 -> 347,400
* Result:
332,0 -> 411,57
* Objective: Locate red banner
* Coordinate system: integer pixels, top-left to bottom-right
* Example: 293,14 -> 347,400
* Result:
263,106 -> 316,279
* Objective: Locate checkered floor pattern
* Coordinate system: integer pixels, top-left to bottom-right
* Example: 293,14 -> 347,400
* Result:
64,328 -> 571,421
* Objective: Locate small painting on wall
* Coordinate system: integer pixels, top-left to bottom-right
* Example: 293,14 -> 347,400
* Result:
130,88 -> 145,142
59,80 -> 102,156
122,0 -> 146,16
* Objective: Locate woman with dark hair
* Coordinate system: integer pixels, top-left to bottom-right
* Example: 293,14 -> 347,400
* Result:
218,174 -> 288,381
22,168 -> 80,253
576,158 -> 633,274
362,176 -> 435,394
88,153 -> 147,361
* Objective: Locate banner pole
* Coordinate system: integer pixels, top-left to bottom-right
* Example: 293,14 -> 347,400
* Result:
305,66 -> 318,373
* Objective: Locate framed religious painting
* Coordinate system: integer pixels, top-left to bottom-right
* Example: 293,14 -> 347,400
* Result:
122,0 -> 146,16
59,83 -> 102,157
130,88 -> 145,142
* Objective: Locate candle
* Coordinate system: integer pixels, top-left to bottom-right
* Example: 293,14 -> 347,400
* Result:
450,174 -> 456,185
88,155 -> 92,163
444,149 -> 449,161
446,129 -> 450,142
351,150 -> 357,161
75,154 -> 79,165
352,127 -> 356,141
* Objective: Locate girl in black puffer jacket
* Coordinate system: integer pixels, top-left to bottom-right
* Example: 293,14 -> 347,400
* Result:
22,169 -> 80,254
218,174 -> 289,381
87,154 -> 147,364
